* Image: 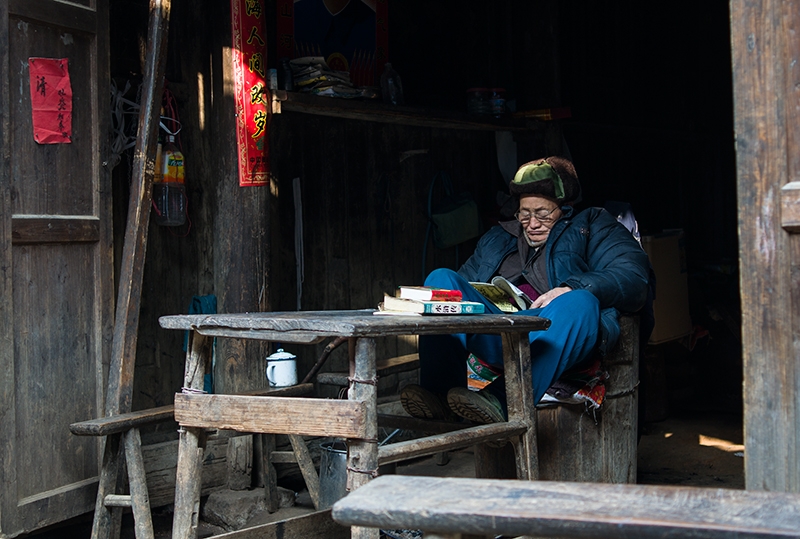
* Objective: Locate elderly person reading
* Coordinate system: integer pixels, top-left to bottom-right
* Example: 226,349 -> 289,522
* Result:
401,156 -> 650,423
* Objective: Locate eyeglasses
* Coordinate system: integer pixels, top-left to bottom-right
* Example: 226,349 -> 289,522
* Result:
514,206 -> 559,225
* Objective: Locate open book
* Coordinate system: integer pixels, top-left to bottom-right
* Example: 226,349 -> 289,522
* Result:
469,276 -> 533,313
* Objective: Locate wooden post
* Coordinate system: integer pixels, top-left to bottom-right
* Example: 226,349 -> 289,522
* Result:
172,332 -> 210,539
211,2 -> 270,397
346,337 -> 378,539
501,331 -> 538,480
730,0 -> 800,491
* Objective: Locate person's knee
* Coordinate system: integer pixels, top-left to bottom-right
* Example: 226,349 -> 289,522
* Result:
545,289 -> 600,325
424,268 -> 460,288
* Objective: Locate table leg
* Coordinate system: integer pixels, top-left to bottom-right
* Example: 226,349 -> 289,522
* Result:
502,331 -> 539,480
172,332 -> 211,539
346,337 -> 379,539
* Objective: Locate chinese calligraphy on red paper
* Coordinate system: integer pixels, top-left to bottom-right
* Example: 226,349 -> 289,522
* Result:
29,57 -> 73,144
231,0 -> 270,186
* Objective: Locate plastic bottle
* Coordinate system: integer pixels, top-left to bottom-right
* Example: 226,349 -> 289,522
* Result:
380,63 -> 404,105
467,88 -> 490,115
489,88 -> 506,117
152,134 -> 186,226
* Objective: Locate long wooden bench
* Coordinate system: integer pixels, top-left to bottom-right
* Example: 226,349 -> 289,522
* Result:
332,475 -> 800,539
69,383 -> 315,539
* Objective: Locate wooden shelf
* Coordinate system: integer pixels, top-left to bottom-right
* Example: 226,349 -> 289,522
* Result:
272,90 -> 532,131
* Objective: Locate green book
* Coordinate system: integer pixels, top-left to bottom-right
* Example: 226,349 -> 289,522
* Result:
380,294 -> 485,315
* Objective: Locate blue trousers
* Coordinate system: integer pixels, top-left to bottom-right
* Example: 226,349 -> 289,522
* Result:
419,268 -> 600,406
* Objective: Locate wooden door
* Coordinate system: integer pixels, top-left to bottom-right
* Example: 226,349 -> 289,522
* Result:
0,0 -> 111,535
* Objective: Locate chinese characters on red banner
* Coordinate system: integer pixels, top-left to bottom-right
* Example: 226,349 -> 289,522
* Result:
29,58 -> 73,144
231,0 -> 270,186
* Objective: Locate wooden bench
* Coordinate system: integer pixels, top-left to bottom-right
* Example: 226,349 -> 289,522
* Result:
332,475 -> 800,539
69,383 -> 315,539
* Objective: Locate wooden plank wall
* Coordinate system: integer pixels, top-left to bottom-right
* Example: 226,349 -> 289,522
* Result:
113,0 -> 515,413
267,114 -> 504,379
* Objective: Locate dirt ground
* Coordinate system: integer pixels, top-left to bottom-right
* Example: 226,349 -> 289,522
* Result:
638,411 -> 744,488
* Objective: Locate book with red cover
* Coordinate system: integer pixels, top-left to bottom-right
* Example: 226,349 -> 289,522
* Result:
397,286 -> 463,302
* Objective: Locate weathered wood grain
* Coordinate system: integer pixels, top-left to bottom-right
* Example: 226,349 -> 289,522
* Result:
347,338 -> 379,539
536,315 -> 639,483
317,352 -> 419,387
1,0 -> 113,535
173,394 -> 368,438
69,383 -> 314,437
172,331 -> 209,539
730,0 -> 800,491
141,435 -> 229,508
0,0 -> 12,531
160,311 -> 549,338
11,216 -> 100,244
501,331 -> 537,480
122,428 -> 154,539
332,475 -> 800,538
275,91 -> 527,131
377,421 -> 527,465
211,509 -> 349,539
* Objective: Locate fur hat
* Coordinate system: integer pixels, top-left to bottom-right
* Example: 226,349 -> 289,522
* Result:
509,156 -> 581,204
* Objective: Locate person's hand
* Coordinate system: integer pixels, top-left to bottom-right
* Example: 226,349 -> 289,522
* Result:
530,286 -> 572,309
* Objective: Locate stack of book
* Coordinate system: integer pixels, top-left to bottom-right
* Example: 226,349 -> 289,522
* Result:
290,57 -> 378,99
375,286 -> 485,316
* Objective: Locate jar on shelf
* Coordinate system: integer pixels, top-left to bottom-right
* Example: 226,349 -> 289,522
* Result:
466,88 -> 491,115
489,88 -> 506,117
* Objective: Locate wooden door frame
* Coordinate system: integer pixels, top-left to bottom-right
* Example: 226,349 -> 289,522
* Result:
730,0 -> 800,491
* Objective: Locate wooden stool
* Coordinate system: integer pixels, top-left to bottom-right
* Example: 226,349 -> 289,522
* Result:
536,314 -> 640,483
69,384 -> 314,539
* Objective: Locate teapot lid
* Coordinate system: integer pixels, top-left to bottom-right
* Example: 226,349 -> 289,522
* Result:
267,348 -> 295,360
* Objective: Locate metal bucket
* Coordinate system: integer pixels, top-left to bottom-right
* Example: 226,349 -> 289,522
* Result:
318,440 -> 396,510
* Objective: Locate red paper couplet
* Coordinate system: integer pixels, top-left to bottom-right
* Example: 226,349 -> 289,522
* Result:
29,57 -> 73,144
231,0 -> 270,187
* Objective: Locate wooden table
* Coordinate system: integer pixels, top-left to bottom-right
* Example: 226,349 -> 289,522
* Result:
159,310 -> 550,539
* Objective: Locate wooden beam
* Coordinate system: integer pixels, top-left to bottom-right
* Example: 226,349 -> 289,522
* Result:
173,394 -> 368,439
105,0 -> 170,417
11,216 -> 100,244
332,476 -> 800,538
9,0 -> 96,34
274,91 -> 528,131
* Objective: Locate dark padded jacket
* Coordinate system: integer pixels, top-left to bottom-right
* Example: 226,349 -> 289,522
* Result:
458,206 -> 650,356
